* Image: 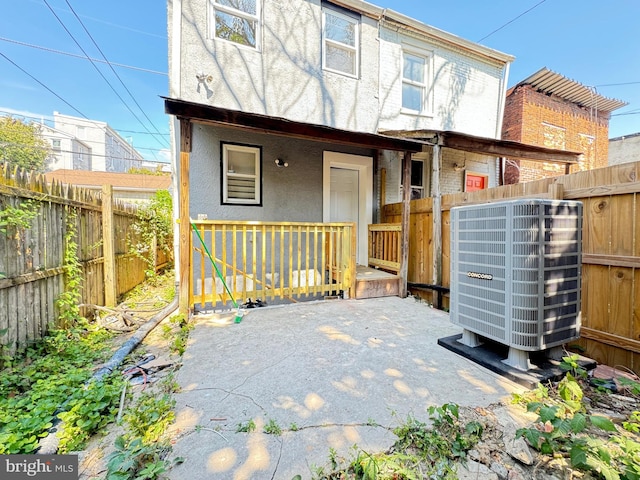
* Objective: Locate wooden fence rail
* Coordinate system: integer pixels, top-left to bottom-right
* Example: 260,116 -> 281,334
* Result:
189,220 -> 355,310
368,223 -> 401,274
382,161 -> 640,374
0,165 -> 171,352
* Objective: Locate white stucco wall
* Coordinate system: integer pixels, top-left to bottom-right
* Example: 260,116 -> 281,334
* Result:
177,0 -> 380,132
609,134 -> 640,166
377,26 -> 506,138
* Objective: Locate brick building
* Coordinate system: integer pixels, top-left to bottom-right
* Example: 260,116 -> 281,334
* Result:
502,68 -> 627,184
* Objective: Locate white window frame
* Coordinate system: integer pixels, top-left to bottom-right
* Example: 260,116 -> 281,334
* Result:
221,142 -> 262,205
322,7 -> 360,78
401,47 -> 433,115
210,0 -> 261,50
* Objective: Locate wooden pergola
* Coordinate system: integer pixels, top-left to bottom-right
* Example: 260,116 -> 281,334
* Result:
164,98 -> 583,313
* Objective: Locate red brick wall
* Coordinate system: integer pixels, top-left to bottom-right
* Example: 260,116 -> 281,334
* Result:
501,84 -> 611,184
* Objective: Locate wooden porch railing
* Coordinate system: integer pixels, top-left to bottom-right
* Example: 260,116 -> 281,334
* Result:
368,223 -> 402,274
189,221 -> 355,310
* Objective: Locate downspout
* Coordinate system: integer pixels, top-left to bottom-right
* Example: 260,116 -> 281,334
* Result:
496,60 -> 511,185
38,294 -> 179,454
169,0 -> 182,287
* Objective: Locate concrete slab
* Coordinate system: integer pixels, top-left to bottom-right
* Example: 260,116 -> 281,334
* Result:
166,296 -> 526,480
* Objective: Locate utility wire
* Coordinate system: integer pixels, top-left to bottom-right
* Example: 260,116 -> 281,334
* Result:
64,0 -> 170,148
43,0 -> 167,150
477,0 -> 548,42
0,36 -> 167,76
0,50 -> 88,119
595,81 -> 640,87
0,110 -> 170,137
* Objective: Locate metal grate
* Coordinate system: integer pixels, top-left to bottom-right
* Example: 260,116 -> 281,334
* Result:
450,199 -> 582,352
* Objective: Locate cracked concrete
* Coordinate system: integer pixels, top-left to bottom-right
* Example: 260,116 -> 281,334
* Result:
166,296 -> 525,479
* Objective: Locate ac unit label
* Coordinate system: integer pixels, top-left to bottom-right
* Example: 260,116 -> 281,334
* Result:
467,271 -> 493,280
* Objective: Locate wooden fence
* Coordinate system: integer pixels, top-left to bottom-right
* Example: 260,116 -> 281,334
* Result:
0,165 -> 171,352
382,161 -> 640,374
189,220 -> 355,310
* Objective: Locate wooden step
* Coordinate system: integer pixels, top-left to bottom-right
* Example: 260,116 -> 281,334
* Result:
355,276 -> 400,299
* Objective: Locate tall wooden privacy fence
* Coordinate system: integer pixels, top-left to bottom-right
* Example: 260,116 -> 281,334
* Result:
382,162 -> 640,374
0,165 -> 171,352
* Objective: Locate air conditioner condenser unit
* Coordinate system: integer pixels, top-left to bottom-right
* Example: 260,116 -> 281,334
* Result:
450,199 -> 582,371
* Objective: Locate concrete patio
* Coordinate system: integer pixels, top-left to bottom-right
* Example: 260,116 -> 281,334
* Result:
166,296 -> 526,479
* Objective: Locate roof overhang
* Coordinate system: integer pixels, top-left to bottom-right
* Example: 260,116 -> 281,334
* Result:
163,97 -> 423,153
380,129 -> 582,164
515,68 -> 628,112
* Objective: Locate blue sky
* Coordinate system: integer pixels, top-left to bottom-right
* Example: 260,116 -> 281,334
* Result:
1,0 -> 638,163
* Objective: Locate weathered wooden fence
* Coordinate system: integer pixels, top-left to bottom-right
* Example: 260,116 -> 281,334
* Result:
0,165 -> 171,352
382,161 -> 640,374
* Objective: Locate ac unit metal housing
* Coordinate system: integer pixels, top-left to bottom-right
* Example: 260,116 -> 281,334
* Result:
450,199 -> 582,370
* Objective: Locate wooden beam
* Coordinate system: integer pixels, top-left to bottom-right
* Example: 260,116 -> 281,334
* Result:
581,327 -> 640,355
564,181 -> 640,200
179,119 -> 192,315
582,254 -> 640,268
399,151 -> 412,297
102,185 -> 117,307
164,97 -> 423,153
431,143 -> 443,306
439,132 -> 580,163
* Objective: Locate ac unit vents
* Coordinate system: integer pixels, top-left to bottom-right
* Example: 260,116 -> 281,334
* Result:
450,199 -> 582,370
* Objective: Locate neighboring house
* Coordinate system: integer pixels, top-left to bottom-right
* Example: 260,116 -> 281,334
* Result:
502,68 -> 627,184
44,169 -> 171,205
609,132 -> 640,166
166,0 -> 580,310
43,112 -> 144,173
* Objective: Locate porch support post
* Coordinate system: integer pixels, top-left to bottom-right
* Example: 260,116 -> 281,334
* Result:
178,118 -> 192,315
431,141 -> 443,306
399,151 -> 412,298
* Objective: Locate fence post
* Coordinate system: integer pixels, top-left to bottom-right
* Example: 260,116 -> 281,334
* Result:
549,183 -> 564,200
102,185 -> 117,307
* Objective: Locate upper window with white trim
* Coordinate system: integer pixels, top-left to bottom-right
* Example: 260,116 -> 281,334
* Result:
322,7 -> 359,77
210,0 -> 260,49
402,50 -> 431,113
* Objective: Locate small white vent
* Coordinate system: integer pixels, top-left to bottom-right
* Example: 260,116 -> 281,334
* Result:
450,199 -> 582,369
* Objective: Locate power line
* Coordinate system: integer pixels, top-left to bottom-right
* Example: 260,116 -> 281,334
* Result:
0,110 -> 170,137
477,0 -> 548,43
0,50 -> 88,119
64,0 -> 170,148
0,36 -> 167,76
595,81 -> 640,87
43,0 -> 168,151
0,140 -> 168,164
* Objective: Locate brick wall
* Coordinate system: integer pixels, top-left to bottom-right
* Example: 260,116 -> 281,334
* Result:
502,84 -> 611,183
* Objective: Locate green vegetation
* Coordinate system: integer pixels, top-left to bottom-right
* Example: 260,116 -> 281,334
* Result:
0,325 -> 119,454
314,403 -> 483,479
264,418 -> 282,436
236,419 -> 257,433
161,314 -> 193,356
513,354 -> 640,480
0,116 -> 50,172
56,207 -> 83,327
106,385 -> 178,480
129,190 -> 173,281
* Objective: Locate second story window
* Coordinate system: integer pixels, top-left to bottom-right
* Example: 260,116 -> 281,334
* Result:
211,0 -> 260,49
322,7 -> 359,77
402,51 -> 430,113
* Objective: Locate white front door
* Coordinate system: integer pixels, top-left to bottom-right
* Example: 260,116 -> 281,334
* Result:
323,152 -> 373,265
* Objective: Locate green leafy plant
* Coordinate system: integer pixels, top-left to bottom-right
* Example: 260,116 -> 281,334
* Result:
264,418 -> 282,436
514,359 -> 640,480
236,419 -> 256,433
128,190 -> 173,281
56,207 -> 83,327
106,436 -> 172,480
0,198 -> 40,234
317,404 -> 483,479
289,422 -> 299,432
122,392 -> 175,445
0,326 -> 115,454
161,314 -> 193,356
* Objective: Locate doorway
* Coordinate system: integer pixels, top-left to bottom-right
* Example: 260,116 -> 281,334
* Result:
323,152 -> 373,266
